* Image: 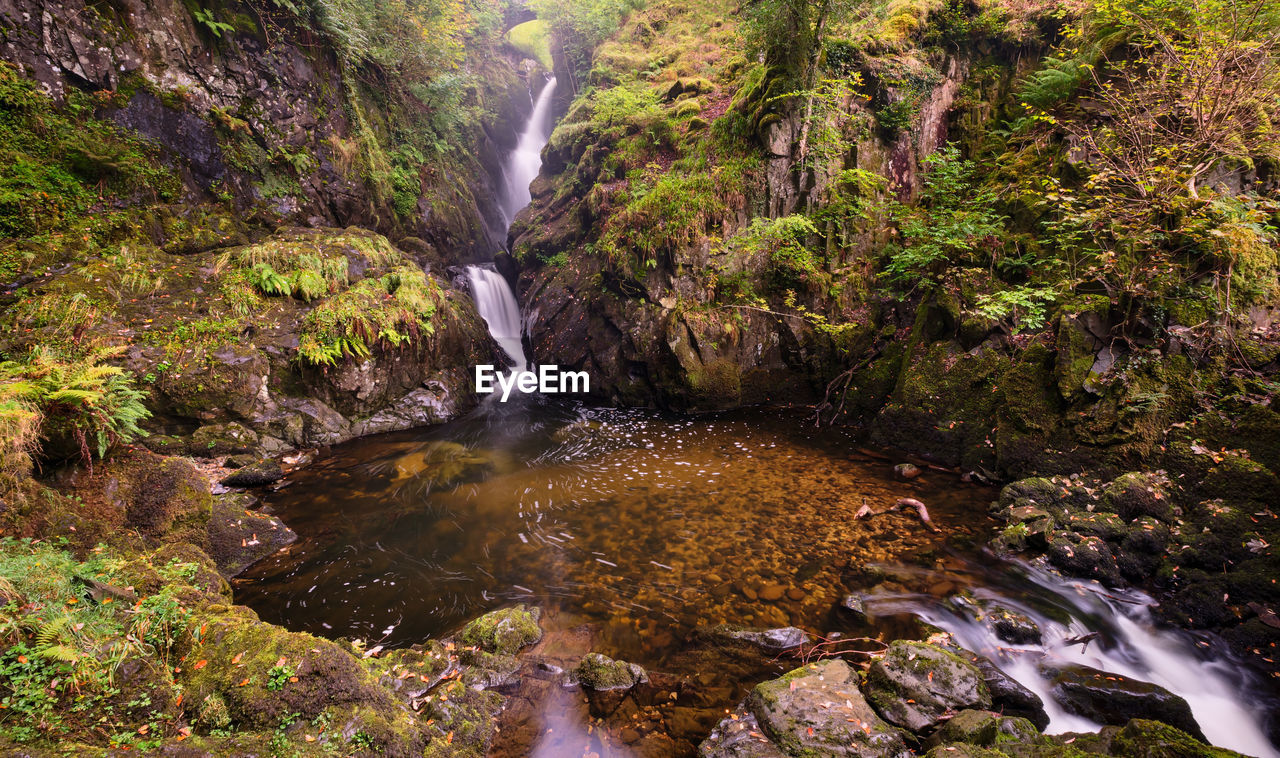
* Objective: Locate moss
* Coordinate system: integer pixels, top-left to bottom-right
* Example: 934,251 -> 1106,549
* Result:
1109,719 -> 1247,757
573,652 -> 648,690
457,604 -> 542,656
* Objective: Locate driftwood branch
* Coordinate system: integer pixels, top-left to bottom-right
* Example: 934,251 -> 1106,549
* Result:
855,497 -> 941,533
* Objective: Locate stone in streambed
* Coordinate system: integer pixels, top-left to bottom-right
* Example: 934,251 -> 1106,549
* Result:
206,493 -> 297,577
573,652 -> 648,691
969,656 -> 1049,730
1048,532 -> 1122,586
865,641 -> 991,732
459,604 -> 542,656
986,607 -> 1042,645
759,584 -> 786,601
219,459 -> 284,488
711,658 -> 909,758
702,625 -> 811,653
1041,662 -> 1204,740
840,593 -> 869,622
926,709 -> 1039,748
894,463 -> 921,480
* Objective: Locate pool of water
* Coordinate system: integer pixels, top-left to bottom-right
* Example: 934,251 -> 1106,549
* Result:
235,397 -> 1279,756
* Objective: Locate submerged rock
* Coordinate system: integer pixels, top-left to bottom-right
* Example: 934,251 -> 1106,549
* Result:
1041,663 -> 1204,740
865,641 -> 992,732
840,593 -> 869,622
391,441 -> 494,489
736,659 -> 910,757
894,463 -> 921,480
459,604 -> 542,656
703,625 -> 811,652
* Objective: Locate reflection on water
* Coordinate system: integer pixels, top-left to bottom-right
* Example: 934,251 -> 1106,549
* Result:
236,400 -> 988,655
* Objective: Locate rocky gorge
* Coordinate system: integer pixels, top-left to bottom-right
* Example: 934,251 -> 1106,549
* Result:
0,0 -> 1277,755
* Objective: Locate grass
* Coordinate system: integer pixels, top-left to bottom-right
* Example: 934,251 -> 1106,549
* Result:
506,19 -> 555,70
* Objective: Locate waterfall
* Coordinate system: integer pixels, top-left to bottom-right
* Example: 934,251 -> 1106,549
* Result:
895,561 -> 1280,757
499,75 -> 558,228
465,72 -> 558,374
467,265 -> 527,369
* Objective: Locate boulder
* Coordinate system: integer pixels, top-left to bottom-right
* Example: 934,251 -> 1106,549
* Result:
1102,472 -> 1172,522
219,459 -> 284,488
865,641 -> 991,732
927,709 -> 1039,748
970,656 -> 1049,730
699,708 -> 789,757
986,607 -> 1042,645
573,653 -> 648,691
840,594 -> 869,623
1048,532 -> 1122,586
742,659 -> 910,757
894,463 -> 921,480
458,605 -> 542,656
1064,511 -> 1128,541
206,493 -> 297,577
1041,663 -> 1204,740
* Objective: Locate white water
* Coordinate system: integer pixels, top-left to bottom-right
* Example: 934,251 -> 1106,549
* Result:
467,265 -> 527,368
499,75 -> 558,227
907,563 -> 1279,757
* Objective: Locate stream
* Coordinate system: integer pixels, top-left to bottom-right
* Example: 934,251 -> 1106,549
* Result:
235,67 -> 1280,757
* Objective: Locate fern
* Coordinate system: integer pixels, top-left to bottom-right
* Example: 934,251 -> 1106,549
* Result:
247,263 -> 291,296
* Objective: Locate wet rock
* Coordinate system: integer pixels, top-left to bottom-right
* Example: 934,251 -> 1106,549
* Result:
1047,532 -> 1122,586
573,653 -> 648,691
223,453 -> 259,469
997,477 -> 1059,509
970,656 -> 1049,730
1111,718 -> 1245,758
741,659 -> 910,757
865,641 -> 991,732
986,607 -> 1042,645
894,463 -> 921,480
206,493 -> 297,577
1041,663 -> 1204,740
1102,472 -> 1172,522
921,746 -> 1004,758
926,709 -> 1039,748
219,459 -> 284,488
459,605 -> 542,656
759,584 -> 786,601
698,708 -> 788,758
1064,511 -> 1128,541
840,594 -> 869,622
703,625 -> 811,652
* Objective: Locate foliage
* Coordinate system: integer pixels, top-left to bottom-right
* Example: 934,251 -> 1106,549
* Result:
531,0 -> 645,77
728,215 -> 824,290
0,347 -> 149,476
0,540 -> 188,746
505,19 -> 554,70
0,63 -> 180,238
297,266 -> 440,365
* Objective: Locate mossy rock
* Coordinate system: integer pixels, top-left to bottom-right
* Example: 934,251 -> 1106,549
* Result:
1197,455 -> 1280,503
998,477 -> 1061,509
1109,718 -> 1246,757
206,492 -> 297,577
1064,511 -> 1128,541
219,458 -> 284,488
928,708 -> 1039,747
1047,532 -> 1122,586
121,454 -> 214,547
458,604 -> 542,656
865,641 -> 991,732
573,652 -> 648,691
1101,472 -> 1172,522
190,422 -> 259,458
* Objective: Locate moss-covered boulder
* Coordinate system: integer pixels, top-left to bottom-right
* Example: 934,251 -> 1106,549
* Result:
865,641 -> 991,732
119,453 -> 213,548
573,652 -> 648,691
1108,719 -> 1247,758
1064,511 -> 1128,541
1101,472 -> 1172,522
927,709 -> 1039,748
1047,533 -> 1122,586
190,422 -> 260,458
219,458 -> 284,488
458,604 -> 542,656
740,659 -> 909,757
206,493 -> 297,577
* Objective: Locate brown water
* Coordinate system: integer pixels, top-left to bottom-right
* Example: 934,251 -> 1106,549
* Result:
236,399 -> 997,754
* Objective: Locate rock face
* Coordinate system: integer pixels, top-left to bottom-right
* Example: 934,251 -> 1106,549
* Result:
703,659 -> 910,758
0,0 -> 522,251
865,642 -> 992,732
1042,663 -> 1205,740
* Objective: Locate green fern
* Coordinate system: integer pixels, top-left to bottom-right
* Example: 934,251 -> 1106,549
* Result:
247,263 -> 291,296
